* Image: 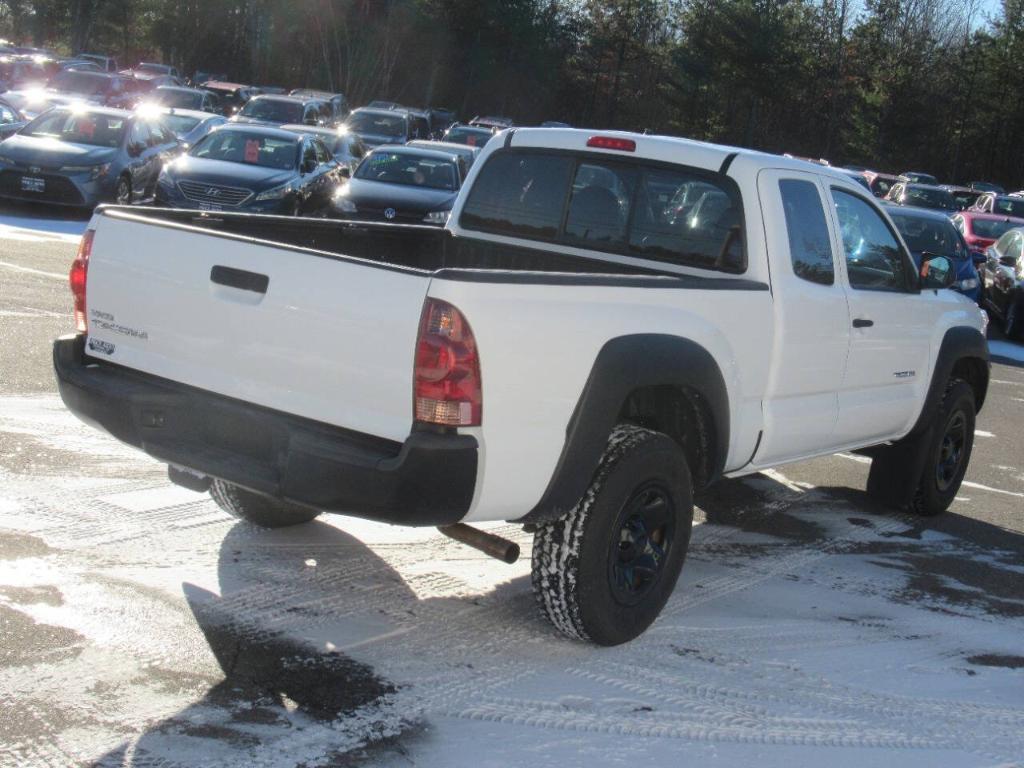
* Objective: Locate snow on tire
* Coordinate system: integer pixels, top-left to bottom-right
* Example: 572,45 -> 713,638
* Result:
531,424 -> 694,646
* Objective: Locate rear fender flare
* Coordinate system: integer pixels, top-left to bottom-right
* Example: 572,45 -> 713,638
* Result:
520,334 -> 729,524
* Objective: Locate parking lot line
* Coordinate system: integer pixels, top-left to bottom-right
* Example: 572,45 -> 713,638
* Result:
0,261 -> 66,280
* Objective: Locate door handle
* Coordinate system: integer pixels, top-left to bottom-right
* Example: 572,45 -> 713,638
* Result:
852,318 -> 874,328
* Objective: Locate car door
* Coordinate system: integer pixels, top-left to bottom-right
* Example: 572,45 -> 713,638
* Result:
828,186 -> 935,444
753,169 -> 851,465
985,230 -> 1022,317
125,119 -> 153,200
309,138 -> 334,210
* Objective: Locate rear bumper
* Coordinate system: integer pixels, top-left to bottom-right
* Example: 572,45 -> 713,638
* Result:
53,335 -> 477,526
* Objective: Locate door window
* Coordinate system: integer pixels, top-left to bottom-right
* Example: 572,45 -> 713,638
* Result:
779,179 -> 834,285
313,139 -> 330,165
832,189 -> 909,291
128,120 -> 151,150
301,142 -> 317,171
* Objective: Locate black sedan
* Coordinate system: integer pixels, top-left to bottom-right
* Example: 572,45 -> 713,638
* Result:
231,95 -> 329,127
330,146 -> 465,225
980,226 -> 1024,339
155,124 -> 343,215
0,105 -> 179,206
0,96 -> 27,139
345,107 -> 413,148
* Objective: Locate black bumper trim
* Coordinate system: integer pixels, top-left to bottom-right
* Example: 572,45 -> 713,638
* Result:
53,335 -> 477,526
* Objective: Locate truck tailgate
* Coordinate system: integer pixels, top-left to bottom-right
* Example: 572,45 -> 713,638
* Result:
83,210 -> 429,442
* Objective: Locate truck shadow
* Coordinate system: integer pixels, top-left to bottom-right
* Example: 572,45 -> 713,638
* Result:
90,472 -> 1024,766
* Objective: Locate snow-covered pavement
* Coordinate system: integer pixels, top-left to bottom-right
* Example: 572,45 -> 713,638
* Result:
1,394 -> 1021,768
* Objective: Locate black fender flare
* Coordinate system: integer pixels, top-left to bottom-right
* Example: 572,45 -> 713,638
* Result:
520,334 -> 730,524
908,325 -> 989,438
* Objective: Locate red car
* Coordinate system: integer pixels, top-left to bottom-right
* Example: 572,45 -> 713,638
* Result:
950,210 -> 1024,252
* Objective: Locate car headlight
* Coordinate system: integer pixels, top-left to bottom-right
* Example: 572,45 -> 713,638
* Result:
334,196 -> 357,213
956,278 -> 978,291
423,210 -> 450,224
60,162 -> 111,180
255,182 -> 294,201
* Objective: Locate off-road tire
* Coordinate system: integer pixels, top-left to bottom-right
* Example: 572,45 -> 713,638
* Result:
531,425 -> 694,646
210,480 -> 321,528
910,378 -> 976,516
867,378 -> 975,517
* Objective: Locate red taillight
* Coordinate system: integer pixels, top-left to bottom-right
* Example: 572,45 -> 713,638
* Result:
70,230 -> 94,334
414,298 -> 481,427
586,135 -> 636,152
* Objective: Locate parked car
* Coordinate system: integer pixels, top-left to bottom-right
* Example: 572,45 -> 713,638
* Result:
950,211 -> 1024,253
969,181 -> 1004,193
406,139 -> 481,170
289,89 -> 349,122
428,108 -> 457,135
469,115 -> 513,130
3,71 -> 136,118
124,62 -> 181,80
331,145 -> 466,224
76,53 -> 119,73
0,96 -> 27,139
154,107 -> 226,149
863,170 -> 900,199
202,82 -> 257,116
191,71 -> 228,87
50,58 -> 104,75
151,85 -> 219,113
279,124 -> 366,174
231,95 -> 331,127
979,227 -> 1024,338
345,107 -> 414,148
155,124 -> 343,215
442,123 -> 495,148
970,192 -> 1024,218
940,185 -> 983,210
54,129 -> 988,647
885,182 -> 958,212
899,171 -> 939,185
0,105 -> 178,206
0,55 -> 45,92
888,206 -> 981,302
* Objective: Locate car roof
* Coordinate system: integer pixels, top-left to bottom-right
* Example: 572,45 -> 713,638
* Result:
155,85 -> 203,93
153,106 -> 218,120
202,81 -> 252,91
368,145 -> 460,161
278,123 -> 347,138
448,123 -> 493,132
902,182 -> 948,190
352,107 -> 405,118
249,94 -> 317,104
46,103 -> 133,118
959,210 -> 1024,222
885,205 -> 955,223
408,140 -> 479,154
212,123 -> 303,139
290,89 -> 341,98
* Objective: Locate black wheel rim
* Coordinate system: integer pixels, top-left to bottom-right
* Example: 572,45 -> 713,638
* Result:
607,482 -> 675,607
936,410 -> 967,492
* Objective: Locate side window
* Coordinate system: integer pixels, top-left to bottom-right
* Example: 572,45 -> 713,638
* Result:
460,152 -> 574,239
832,189 -> 908,292
301,142 -> 317,170
128,120 -> 150,149
349,138 -> 365,159
313,139 -> 330,165
779,179 -> 834,285
1005,234 -> 1023,264
318,104 -> 333,123
951,215 -> 965,234
564,162 -> 636,246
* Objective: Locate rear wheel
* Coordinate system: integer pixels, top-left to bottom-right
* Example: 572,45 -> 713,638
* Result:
531,425 -> 694,645
210,480 -> 321,528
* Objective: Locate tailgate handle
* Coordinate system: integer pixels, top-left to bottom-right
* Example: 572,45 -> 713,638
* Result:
210,265 -> 269,294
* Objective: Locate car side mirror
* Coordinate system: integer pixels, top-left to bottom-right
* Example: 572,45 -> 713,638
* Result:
920,253 -> 956,289
339,165 -> 351,178
971,249 -> 987,265
999,254 -> 1018,268
127,141 -> 143,157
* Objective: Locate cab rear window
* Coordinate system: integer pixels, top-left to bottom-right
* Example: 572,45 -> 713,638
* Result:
459,149 -> 745,273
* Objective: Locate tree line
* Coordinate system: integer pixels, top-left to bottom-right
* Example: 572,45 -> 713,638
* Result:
3,0 -> 1024,186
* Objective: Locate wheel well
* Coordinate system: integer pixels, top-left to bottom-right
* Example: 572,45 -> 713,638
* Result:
951,356 -> 988,412
618,385 -> 715,489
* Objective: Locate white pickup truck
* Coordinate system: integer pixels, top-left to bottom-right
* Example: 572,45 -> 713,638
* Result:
55,129 -> 989,645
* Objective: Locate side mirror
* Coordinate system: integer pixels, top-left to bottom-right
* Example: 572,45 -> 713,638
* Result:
999,254 -> 1018,268
971,249 -> 987,266
920,253 -> 956,289
339,166 -> 351,179
127,141 -> 143,157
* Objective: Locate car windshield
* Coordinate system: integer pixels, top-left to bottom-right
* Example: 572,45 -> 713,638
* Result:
48,71 -> 109,95
904,187 -> 956,210
445,126 -> 492,147
238,98 -> 302,123
162,114 -> 202,136
21,110 -> 125,148
190,130 -> 297,169
992,196 -> 1024,217
971,218 -> 1020,239
154,89 -> 200,109
890,214 -> 967,260
355,151 -> 458,190
347,111 -> 406,137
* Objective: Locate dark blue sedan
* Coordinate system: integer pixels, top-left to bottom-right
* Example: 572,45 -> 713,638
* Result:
887,206 -> 982,302
155,124 -> 344,215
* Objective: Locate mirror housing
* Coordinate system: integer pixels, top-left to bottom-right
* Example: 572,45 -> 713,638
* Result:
919,253 -> 956,290
339,165 -> 351,179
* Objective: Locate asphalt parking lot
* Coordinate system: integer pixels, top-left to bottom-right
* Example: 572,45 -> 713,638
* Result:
1,201 -> 1022,768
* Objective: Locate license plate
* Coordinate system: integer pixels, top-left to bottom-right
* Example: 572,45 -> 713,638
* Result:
199,202 -> 223,211
21,176 -> 45,193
